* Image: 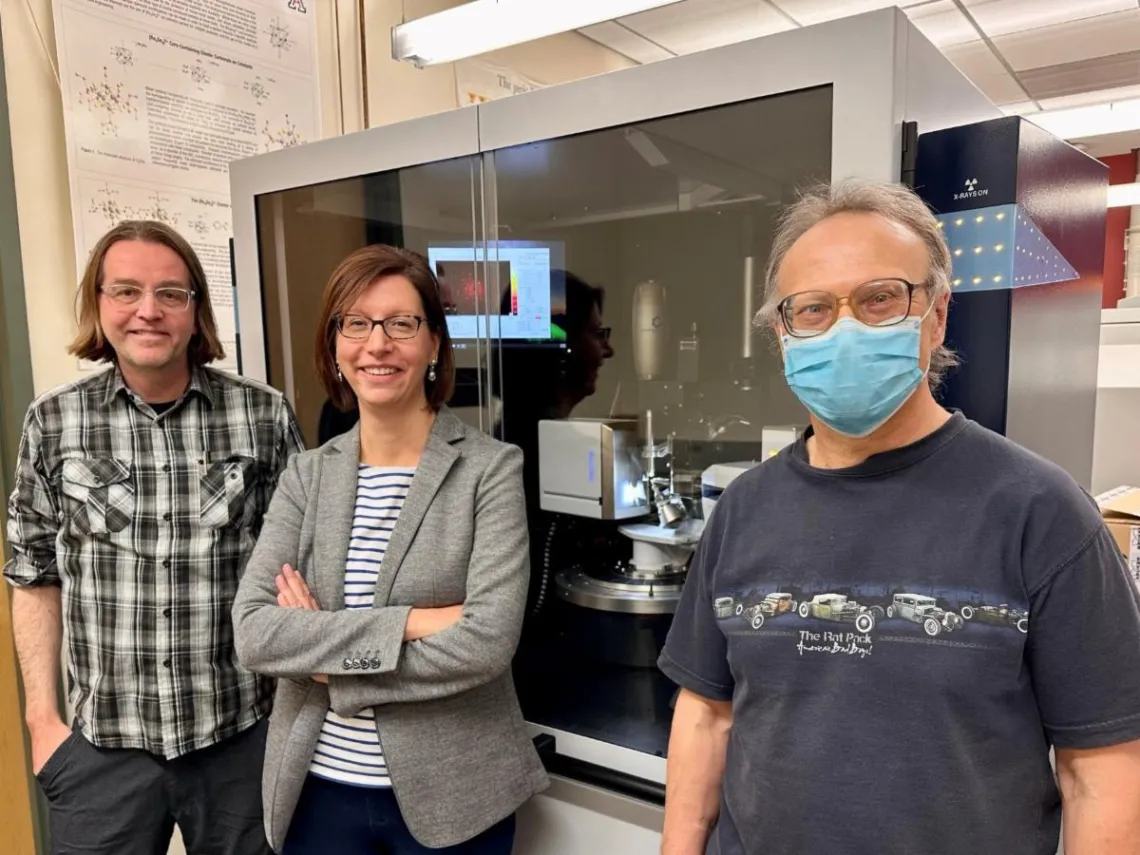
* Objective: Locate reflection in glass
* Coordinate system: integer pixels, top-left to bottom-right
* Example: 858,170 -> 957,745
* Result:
485,87 -> 833,760
254,157 -> 489,447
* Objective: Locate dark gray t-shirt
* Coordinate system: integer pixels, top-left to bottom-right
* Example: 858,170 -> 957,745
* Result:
659,412 -> 1140,855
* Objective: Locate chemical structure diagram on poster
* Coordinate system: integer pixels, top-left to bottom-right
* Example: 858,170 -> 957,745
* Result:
53,0 -> 322,374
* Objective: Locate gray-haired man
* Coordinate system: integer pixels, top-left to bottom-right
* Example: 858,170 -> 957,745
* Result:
658,179 -> 1140,855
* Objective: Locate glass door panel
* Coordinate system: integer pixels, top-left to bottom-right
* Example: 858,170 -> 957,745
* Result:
254,156 -> 487,448
484,86 -> 833,759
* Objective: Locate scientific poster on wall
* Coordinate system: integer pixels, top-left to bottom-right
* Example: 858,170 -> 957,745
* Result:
52,0 -> 321,374
455,57 -> 543,105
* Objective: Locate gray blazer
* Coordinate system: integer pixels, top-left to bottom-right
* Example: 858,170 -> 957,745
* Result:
232,407 -> 549,850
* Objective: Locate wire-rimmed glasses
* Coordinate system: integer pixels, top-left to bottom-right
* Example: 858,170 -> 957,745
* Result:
100,284 -> 196,311
778,278 -> 924,338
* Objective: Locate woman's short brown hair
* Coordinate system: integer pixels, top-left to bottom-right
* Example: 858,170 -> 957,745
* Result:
68,220 -> 226,366
316,245 -> 456,412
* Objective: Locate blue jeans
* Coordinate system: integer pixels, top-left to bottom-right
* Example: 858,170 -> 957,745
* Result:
281,775 -> 516,855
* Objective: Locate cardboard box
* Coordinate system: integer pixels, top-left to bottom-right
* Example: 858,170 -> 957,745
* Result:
1096,487 -> 1140,581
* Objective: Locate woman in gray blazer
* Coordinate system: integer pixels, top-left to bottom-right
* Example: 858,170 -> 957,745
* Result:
232,245 -> 548,854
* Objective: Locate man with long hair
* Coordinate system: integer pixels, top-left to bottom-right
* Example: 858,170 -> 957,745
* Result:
4,221 -> 303,854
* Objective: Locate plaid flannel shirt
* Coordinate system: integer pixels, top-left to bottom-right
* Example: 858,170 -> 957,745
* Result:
4,365 -> 304,758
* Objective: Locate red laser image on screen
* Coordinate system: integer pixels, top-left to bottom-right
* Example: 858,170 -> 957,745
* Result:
435,261 -> 516,317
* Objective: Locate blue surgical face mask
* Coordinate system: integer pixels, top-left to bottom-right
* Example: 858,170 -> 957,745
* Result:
781,316 -> 927,438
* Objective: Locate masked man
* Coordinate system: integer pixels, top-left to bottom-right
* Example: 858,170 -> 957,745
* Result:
658,179 -> 1140,855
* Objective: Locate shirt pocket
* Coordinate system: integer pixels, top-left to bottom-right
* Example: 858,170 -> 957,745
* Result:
199,455 -> 259,529
60,458 -> 135,535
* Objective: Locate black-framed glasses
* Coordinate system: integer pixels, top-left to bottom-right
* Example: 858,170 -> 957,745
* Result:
100,284 -> 196,311
778,278 -> 924,338
336,313 -> 426,340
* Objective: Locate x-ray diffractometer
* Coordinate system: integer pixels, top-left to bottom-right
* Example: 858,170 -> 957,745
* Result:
223,8 -> 1111,852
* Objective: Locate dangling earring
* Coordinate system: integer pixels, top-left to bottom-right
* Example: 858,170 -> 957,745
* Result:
428,360 -> 437,383
336,364 -> 344,382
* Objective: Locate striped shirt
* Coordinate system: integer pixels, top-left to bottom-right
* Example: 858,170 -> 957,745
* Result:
3,365 -> 304,759
309,465 -> 414,787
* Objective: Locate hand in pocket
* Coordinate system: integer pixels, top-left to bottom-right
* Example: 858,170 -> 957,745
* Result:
31,719 -> 74,776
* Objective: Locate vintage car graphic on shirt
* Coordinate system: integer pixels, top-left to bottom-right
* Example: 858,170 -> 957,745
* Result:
742,592 -> 798,629
714,596 -> 740,619
714,592 -> 799,627
798,593 -> 882,634
713,585 -> 1030,642
960,602 -> 1029,633
884,593 -> 964,637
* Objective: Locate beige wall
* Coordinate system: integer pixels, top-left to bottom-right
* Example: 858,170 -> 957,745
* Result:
2,0 -> 77,397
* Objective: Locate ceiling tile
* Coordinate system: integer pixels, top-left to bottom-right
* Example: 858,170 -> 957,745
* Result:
905,1 -> 978,47
584,0 -> 1140,117
962,0 -> 1137,40
767,0 -> 929,26
1019,50 -> 1140,101
992,9 -> 1140,71
619,0 -> 795,54
940,40 -> 1008,79
934,39 -> 1031,104
971,69 -> 1034,104
579,21 -> 676,63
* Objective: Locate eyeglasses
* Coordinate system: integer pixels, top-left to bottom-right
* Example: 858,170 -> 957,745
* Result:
101,284 -> 196,311
336,313 -> 426,340
778,278 -> 924,338
590,326 -> 612,342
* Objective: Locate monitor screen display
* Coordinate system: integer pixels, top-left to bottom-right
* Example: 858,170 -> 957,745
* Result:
427,240 -> 566,344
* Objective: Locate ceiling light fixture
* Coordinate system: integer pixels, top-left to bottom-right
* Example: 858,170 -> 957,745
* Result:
392,0 -> 684,67
1025,97 -> 1140,140
1108,183 -> 1140,208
